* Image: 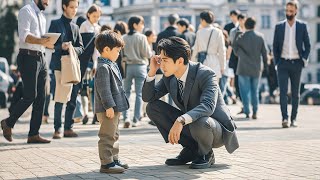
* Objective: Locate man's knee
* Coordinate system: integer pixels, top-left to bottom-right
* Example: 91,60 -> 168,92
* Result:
146,100 -> 162,117
189,117 -> 212,134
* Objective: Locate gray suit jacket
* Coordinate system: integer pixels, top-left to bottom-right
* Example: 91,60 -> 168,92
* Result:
233,30 -> 268,78
142,62 -> 239,153
94,59 -> 129,114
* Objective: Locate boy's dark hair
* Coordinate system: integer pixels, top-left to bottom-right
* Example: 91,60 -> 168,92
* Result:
200,10 -> 214,24
114,21 -> 128,35
86,4 -> 101,19
177,18 -> 190,28
95,30 -> 125,53
230,10 -> 240,16
62,0 -> 79,11
237,13 -> 246,20
157,37 -> 190,65
244,17 -> 256,30
128,15 -> 144,35
100,24 -> 112,32
286,0 -> 299,9
168,14 -> 179,25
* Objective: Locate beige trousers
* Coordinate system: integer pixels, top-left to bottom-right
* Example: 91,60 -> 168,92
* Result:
97,112 -> 120,165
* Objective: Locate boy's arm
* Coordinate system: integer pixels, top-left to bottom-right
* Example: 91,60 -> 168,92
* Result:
95,66 -> 116,109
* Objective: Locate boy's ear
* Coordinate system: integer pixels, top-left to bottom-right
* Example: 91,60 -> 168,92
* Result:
103,46 -> 110,53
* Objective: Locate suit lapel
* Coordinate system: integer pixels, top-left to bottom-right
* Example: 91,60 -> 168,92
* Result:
280,22 -> 286,47
183,63 -> 197,112
106,63 -> 122,81
295,20 -> 301,53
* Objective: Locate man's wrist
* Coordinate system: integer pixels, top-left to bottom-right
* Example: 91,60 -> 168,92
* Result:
177,116 -> 186,126
148,70 -> 157,77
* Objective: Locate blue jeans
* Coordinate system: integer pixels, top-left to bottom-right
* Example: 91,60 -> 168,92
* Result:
122,64 -> 147,123
54,83 -> 81,131
238,75 -> 260,115
73,95 -> 83,119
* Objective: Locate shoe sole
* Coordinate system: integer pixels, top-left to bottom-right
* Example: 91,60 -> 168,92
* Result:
100,168 -> 125,174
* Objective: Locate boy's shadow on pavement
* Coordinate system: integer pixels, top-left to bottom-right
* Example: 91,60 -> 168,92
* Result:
23,164 -> 230,180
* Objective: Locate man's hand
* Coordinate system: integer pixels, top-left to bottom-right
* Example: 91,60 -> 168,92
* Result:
168,120 -> 183,145
105,108 -> 114,119
148,55 -> 161,77
39,36 -> 50,45
62,42 -> 71,50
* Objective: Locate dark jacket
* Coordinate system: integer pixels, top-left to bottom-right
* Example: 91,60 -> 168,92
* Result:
233,30 -> 268,78
179,29 -> 196,47
224,22 -> 235,35
273,19 -> 311,66
156,26 -> 180,44
49,15 -> 84,71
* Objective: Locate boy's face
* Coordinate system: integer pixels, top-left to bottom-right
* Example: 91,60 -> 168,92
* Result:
102,46 -> 121,61
159,50 -> 184,77
177,24 -> 186,34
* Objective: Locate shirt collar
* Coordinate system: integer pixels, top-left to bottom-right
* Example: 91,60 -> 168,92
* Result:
177,64 -> 189,83
31,0 -> 41,13
286,20 -> 296,28
98,57 -> 114,65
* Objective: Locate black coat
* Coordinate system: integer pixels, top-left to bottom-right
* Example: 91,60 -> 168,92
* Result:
49,17 -> 84,71
179,29 -> 196,47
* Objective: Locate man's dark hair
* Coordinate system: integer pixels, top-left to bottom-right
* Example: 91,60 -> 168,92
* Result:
176,18 -> 190,28
62,0 -> 79,11
168,14 -> 179,25
286,0 -> 299,9
114,21 -> 128,35
244,17 -> 256,30
237,13 -> 246,20
95,30 -> 125,53
200,11 -> 214,24
144,29 -> 154,37
128,15 -> 144,35
157,37 -> 190,65
230,10 -> 240,16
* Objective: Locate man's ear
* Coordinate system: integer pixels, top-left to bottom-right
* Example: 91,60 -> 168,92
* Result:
103,46 -> 110,53
62,4 -> 66,11
178,57 -> 184,65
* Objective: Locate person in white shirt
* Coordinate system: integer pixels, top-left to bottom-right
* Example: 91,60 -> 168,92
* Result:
273,1 -> 310,128
192,11 -> 226,80
1,0 -> 52,143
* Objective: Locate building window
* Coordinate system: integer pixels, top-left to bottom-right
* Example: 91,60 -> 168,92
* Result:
129,0 -> 134,5
307,73 -> 312,83
317,69 -> 320,83
318,6 -> 320,17
248,0 -> 255,2
261,15 -> 271,29
318,49 -> 320,63
101,0 -> 110,6
228,0 -> 237,3
317,24 -> 320,42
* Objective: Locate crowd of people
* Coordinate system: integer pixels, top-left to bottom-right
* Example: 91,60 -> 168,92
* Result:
1,0 -> 310,174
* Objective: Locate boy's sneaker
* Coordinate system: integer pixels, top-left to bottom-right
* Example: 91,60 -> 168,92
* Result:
100,162 -> 125,174
114,160 -> 129,169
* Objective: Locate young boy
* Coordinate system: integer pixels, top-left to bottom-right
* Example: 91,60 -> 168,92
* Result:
94,30 -> 129,174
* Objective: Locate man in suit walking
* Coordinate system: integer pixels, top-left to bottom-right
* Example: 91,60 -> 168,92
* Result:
143,37 -> 239,169
49,0 -> 84,138
233,17 -> 268,119
224,10 -> 240,35
273,1 -> 310,128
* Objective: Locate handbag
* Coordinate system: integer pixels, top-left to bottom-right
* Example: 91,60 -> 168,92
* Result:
197,29 -> 214,64
61,44 -> 81,85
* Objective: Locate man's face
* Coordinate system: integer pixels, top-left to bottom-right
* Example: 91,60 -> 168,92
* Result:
63,1 -> 78,19
285,5 -> 297,21
35,0 -> 49,11
159,50 -> 183,77
230,14 -> 238,23
239,18 -> 246,27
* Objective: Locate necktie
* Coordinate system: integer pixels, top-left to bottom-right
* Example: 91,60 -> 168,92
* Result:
177,79 -> 184,103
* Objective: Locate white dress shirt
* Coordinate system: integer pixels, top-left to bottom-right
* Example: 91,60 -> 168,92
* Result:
18,1 -> 46,52
281,20 -> 300,59
146,64 -> 193,125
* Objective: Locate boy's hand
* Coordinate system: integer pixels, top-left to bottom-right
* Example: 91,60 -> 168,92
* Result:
106,108 -> 114,119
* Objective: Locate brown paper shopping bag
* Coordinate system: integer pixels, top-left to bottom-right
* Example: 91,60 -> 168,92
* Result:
61,45 -> 81,85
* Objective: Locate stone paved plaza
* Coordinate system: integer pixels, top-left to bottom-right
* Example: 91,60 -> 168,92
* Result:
1,103 -> 320,180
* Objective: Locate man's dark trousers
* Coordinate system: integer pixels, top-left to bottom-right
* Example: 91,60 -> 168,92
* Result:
277,58 -> 303,121
6,52 -> 47,136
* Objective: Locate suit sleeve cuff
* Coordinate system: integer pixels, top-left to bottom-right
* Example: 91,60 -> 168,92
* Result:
182,114 -> 193,125
146,75 -> 156,82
